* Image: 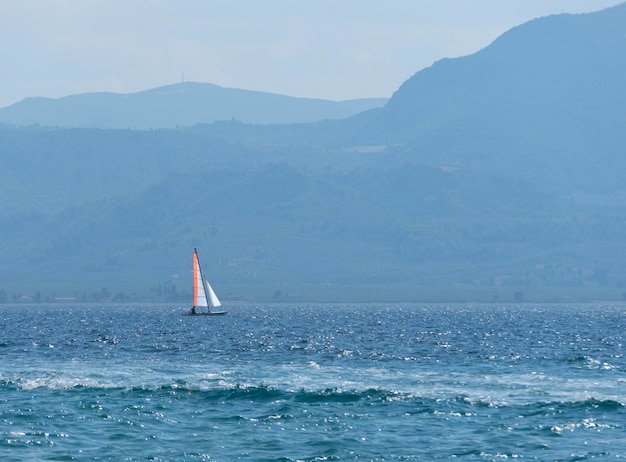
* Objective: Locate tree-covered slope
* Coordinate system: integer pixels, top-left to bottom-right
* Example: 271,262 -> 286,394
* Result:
2,5 -> 626,301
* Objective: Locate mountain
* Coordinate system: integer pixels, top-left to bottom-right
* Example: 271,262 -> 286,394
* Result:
353,3 -> 626,191
2,4 -> 626,303
0,82 -> 387,129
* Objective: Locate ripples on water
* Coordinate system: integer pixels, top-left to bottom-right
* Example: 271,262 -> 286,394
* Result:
1,303 -> 624,460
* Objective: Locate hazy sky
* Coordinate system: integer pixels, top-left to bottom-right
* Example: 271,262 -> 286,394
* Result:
0,0 -> 623,108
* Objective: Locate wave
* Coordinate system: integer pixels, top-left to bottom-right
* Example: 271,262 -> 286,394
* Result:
4,374 -> 624,417
2,375 -> 119,391
539,397 -> 624,412
125,384 -> 409,405
567,355 -> 619,370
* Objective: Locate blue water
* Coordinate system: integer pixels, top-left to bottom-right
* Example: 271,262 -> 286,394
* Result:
1,303 -> 624,461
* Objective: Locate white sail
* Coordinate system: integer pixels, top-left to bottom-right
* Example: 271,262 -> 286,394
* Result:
206,280 -> 222,308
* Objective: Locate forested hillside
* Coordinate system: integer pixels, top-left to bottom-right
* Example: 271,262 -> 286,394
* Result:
2,4 -> 626,303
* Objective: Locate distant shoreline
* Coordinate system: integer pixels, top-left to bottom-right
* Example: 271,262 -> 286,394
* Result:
2,283 -> 625,305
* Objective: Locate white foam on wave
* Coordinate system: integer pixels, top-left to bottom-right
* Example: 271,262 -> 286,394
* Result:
18,374 -> 117,391
551,417 -> 614,435
8,357 -> 622,410
240,362 -> 626,409
9,360 -> 154,391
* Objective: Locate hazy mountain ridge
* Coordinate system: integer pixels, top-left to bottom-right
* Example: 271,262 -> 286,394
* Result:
0,82 -> 388,129
358,3 -> 626,189
382,3 -> 626,134
2,4 -> 626,302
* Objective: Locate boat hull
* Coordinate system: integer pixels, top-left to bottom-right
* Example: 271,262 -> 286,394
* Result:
185,310 -> 227,316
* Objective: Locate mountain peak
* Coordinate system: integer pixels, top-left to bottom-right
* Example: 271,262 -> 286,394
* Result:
372,3 -> 626,144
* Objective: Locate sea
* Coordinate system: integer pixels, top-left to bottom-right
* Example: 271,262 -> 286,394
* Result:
1,303 -> 624,461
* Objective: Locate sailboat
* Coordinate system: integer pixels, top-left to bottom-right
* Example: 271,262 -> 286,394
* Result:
187,248 -> 227,316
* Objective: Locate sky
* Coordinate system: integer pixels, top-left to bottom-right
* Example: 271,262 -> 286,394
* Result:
0,0 -> 623,108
